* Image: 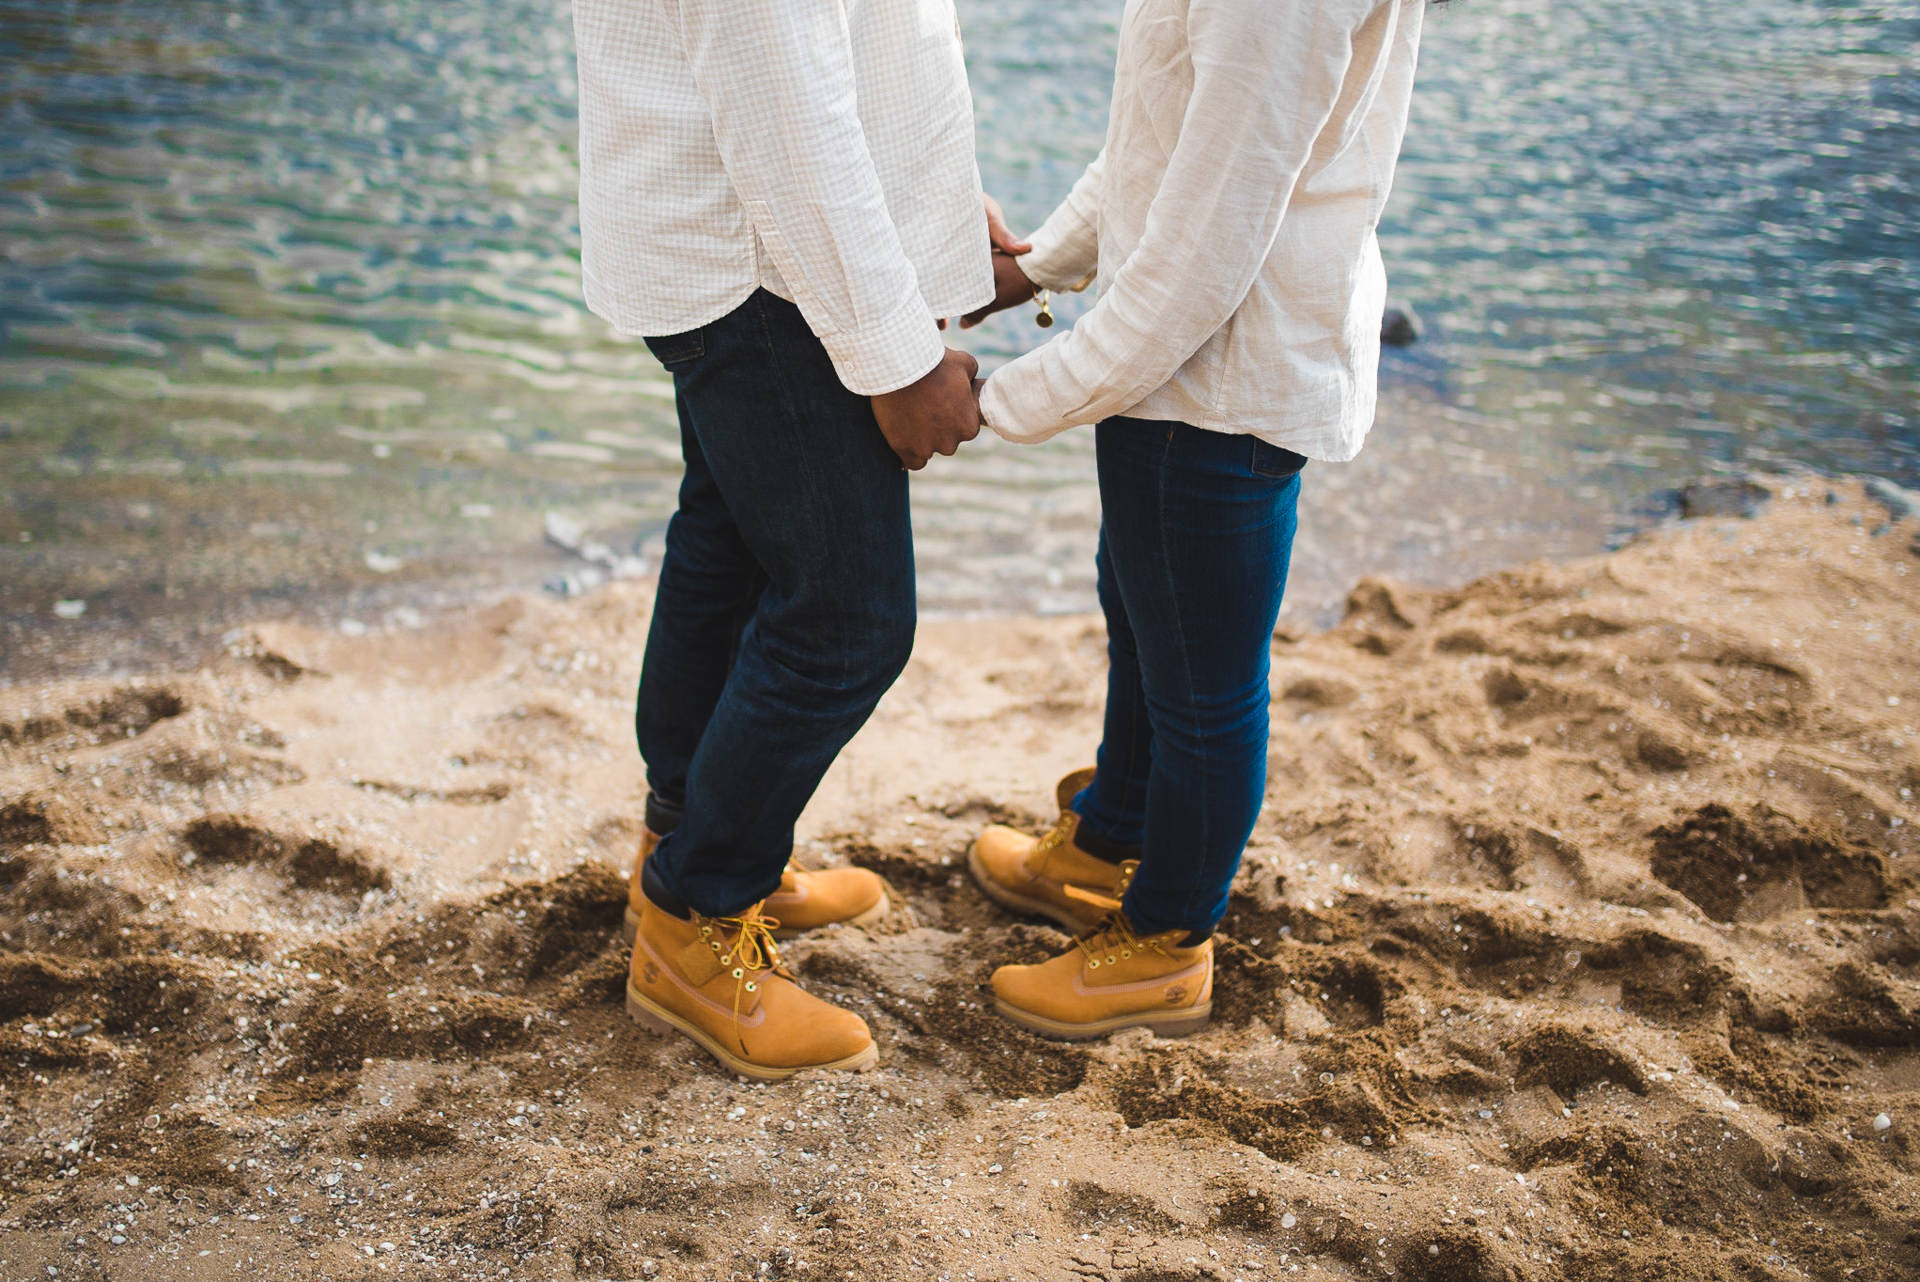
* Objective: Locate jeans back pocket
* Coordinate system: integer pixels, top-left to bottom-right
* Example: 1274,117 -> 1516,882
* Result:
1250,438 -> 1308,480
644,328 -> 705,370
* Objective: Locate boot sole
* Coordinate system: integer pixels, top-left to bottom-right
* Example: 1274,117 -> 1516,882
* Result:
620,889 -> 891,946
966,841 -> 1106,934
624,984 -> 879,1081
991,995 -> 1213,1042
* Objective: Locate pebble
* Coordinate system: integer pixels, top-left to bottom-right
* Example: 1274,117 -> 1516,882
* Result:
543,512 -> 586,552
53,599 -> 86,619
1380,305 -> 1421,346
545,568 -> 606,598
543,510 -> 648,583
1873,1113 -> 1892,1131
1280,1213 -> 1296,1230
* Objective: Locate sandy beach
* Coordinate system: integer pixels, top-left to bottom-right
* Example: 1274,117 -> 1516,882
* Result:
2,477 -> 1916,1282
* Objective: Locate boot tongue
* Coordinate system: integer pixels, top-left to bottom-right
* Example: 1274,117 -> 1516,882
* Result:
1054,767 -> 1097,813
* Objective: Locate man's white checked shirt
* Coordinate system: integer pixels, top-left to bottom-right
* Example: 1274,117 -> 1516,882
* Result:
573,0 -> 994,396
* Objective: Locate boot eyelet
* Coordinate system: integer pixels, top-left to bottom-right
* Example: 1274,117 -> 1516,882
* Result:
1106,955 -> 1117,965
699,926 -> 711,936
745,981 -> 757,992
1122,949 -> 1132,958
732,968 -> 743,979
719,954 -> 731,964
709,941 -> 721,952
1088,959 -> 1100,969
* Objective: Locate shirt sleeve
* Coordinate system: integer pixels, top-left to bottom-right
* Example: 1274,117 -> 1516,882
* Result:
1018,147 -> 1108,293
981,0 -> 1368,442
674,0 -> 943,396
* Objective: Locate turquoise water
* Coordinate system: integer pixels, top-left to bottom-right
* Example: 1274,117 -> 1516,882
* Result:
2,0 -> 1916,673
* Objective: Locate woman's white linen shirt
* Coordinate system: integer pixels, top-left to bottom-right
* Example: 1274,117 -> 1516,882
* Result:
980,0 -> 1425,460
572,0 -> 994,396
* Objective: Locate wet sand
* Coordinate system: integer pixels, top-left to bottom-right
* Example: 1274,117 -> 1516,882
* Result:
2,478 -> 1916,1281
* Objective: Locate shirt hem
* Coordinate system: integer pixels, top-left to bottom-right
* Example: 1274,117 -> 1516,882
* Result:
583,268 -> 991,352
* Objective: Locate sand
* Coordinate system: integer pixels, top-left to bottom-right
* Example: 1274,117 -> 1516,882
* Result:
2,477 -> 1917,1282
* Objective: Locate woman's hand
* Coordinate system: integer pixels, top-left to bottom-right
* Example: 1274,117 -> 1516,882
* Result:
983,193 -> 1031,257
939,195 -> 1036,331
960,251 -> 1037,329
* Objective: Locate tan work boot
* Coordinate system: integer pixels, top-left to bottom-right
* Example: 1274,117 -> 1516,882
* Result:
991,904 -> 1213,1041
623,829 -> 889,944
625,895 -> 879,1080
968,767 -> 1131,933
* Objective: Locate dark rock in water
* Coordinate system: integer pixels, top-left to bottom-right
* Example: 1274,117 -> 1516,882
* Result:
1677,477 -> 1771,519
1380,305 -> 1420,346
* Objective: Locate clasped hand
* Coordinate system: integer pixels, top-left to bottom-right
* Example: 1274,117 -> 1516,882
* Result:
871,347 -> 981,471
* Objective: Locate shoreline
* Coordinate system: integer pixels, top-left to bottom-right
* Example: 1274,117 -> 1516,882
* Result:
2,477 -> 1917,1281
0,456 -> 1836,687
7,380 -> 1772,685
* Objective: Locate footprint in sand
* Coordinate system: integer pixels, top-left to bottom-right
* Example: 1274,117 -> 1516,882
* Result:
0,683 -> 186,749
1506,1021 -> 1650,1103
1650,803 -> 1891,922
180,813 -> 391,896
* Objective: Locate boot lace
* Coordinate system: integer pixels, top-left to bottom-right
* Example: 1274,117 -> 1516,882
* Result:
1072,861 -> 1169,970
693,906 -> 787,1023
1075,913 -> 1174,970
1029,810 -> 1079,868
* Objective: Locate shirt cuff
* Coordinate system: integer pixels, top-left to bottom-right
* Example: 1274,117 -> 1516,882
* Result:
816,291 -> 947,396
1018,213 -> 1099,295
978,359 -> 1078,446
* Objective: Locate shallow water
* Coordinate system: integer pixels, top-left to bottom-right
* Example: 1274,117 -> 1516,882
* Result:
2,0 -> 1916,674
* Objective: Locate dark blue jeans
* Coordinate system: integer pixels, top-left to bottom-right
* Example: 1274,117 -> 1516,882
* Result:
1072,418 -> 1305,938
635,290 -> 915,917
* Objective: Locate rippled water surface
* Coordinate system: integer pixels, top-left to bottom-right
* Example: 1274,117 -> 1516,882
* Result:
3,0 -> 1916,672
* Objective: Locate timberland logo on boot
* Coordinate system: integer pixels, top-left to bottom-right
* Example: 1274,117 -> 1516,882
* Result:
1164,983 -> 1187,1005
641,960 -> 660,986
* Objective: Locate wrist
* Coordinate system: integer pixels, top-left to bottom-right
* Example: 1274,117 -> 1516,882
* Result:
1015,222 -> 1096,294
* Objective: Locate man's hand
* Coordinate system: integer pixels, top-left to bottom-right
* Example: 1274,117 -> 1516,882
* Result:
871,347 -> 981,470
960,250 -> 1037,329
